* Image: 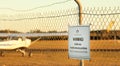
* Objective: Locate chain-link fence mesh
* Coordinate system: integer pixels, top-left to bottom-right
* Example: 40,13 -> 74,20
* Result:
0,0 -> 120,65
0,0 -> 81,66
0,0 -> 79,33
0,7 -> 79,32
80,6 -> 120,66
81,7 -> 120,49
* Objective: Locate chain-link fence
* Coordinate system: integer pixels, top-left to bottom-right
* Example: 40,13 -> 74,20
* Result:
80,7 -> 120,50
81,7 -> 120,40
80,6 -> 120,66
0,0 -> 120,66
0,0 -> 81,66
0,0 -> 79,33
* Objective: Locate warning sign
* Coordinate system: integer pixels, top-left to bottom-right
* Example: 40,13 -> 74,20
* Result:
68,26 -> 90,60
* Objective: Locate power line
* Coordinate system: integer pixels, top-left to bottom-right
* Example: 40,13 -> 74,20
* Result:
0,0 -> 72,12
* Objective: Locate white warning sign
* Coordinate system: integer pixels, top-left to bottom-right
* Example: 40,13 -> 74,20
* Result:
68,26 -> 90,60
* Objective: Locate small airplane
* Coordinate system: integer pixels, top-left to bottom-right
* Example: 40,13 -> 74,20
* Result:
0,33 -> 67,57
0,35 -> 41,57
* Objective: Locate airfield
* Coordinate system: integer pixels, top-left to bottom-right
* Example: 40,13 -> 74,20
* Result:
0,40 -> 120,66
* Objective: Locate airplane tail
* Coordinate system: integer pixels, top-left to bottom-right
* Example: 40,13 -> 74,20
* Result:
107,21 -> 115,33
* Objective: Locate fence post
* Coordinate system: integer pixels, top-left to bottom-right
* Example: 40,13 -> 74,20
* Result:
75,1 -> 84,66
80,60 -> 84,66
75,0 -> 82,25
80,60 -> 82,66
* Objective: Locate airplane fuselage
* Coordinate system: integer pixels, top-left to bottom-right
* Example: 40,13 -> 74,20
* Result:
0,38 -> 31,50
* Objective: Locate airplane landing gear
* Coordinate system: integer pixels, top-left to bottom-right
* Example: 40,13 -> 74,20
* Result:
16,49 -> 33,57
16,49 -> 26,57
0,51 -> 4,57
28,51 -> 33,57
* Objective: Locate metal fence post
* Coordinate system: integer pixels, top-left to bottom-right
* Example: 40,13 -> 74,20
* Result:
80,60 -> 82,66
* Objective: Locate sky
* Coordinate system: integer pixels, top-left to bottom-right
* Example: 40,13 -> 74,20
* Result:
0,0 -> 73,10
0,0 -> 120,33
0,0 -> 79,33
80,0 -> 120,7
0,0 -> 77,13
79,0 -> 120,31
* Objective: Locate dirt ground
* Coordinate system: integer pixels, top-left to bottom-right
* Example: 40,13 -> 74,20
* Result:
0,51 -> 80,66
0,40 -> 120,66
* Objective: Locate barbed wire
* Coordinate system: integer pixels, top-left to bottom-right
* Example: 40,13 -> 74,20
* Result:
0,13 -> 78,21
0,0 -> 72,12
1,12 -> 120,21
81,13 -> 120,15
0,13 -> 120,21
1,6 -> 120,21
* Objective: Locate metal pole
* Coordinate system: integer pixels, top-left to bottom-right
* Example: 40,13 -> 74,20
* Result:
80,60 -> 84,66
80,60 -> 82,66
75,0 -> 82,25
75,1 -> 84,66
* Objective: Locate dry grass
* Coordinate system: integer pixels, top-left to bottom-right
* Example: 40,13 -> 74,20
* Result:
0,40 -> 120,66
0,51 -> 80,66
84,51 -> 120,66
0,40 -> 79,66
90,40 -> 120,49
29,40 -> 68,49
30,40 -> 120,49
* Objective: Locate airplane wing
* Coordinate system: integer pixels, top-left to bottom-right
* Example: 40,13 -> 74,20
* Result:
0,32 -> 68,37
27,33 -> 68,45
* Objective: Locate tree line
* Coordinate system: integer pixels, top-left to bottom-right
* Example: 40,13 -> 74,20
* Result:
29,30 -> 67,33
0,29 -> 21,33
0,29 -> 67,33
